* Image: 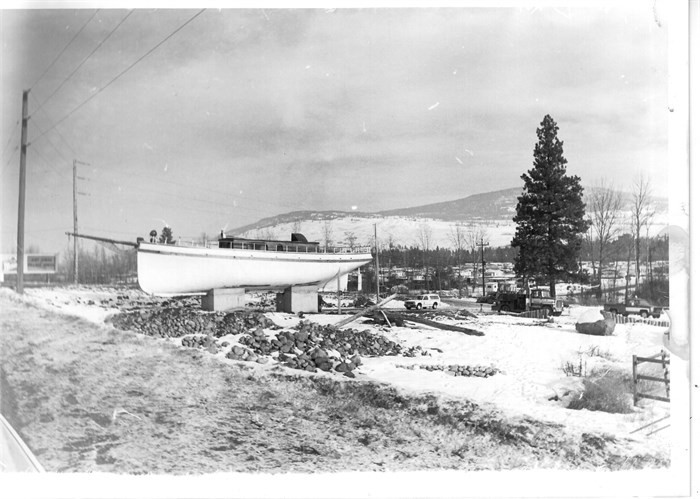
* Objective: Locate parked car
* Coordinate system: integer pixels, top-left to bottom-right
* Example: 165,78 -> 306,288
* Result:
603,298 -> 664,318
404,294 -> 441,310
476,292 -> 497,304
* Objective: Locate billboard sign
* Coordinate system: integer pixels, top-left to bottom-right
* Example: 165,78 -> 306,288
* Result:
1,254 -> 58,275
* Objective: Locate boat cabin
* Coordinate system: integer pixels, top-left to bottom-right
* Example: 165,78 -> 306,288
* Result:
217,233 -> 322,253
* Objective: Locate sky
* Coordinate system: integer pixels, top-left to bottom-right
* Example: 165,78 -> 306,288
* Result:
0,4 -> 670,254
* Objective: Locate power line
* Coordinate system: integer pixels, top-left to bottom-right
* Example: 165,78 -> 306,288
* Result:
3,120 -> 20,157
30,106 -> 78,156
28,143 -> 72,183
32,9 -> 206,144
28,116 -> 73,172
85,173 -> 285,221
3,146 -> 19,170
29,10 -> 100,91
31,10 -> 134,117
94,166 -> 303,213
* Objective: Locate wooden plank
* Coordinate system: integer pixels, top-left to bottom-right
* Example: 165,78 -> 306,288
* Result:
335,293 -> 397,328
636,374 -> 668,383
635,357 -> 668,364
646,424 -> 670,436
382,312 -> 484,336
632,355 -> 638,405
636,393 -> 670,403
629,414 -> 670,434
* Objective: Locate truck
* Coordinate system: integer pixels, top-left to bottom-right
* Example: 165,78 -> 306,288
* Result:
404,294 -> 441,310
603,298 -> 664,318
491,287 -> 564,316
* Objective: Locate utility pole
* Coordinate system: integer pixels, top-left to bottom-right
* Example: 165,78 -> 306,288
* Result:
479,236 -> 489,297
72,159 -> 90,285
73,160 -> 78,285
16,90 -> 29,294
374,223 -> 380,302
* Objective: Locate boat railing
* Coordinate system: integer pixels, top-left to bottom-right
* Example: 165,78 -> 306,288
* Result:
169,240 -> 371,254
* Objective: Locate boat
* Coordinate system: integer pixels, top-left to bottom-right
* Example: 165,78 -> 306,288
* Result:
136,233 -> 373,296
0,413 -> 45,472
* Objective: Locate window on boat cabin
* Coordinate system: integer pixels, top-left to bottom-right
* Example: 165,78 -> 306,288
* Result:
254,243 -> 265,251
232,242 -> 243,249
277,244 -> 285,252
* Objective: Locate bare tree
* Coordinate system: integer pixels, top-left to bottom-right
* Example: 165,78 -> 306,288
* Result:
344,231 -> 358,249
260,227 -> 278,240
416,223 -> 433,290
322,220 -> 334,251
630,174 -> 655,287
586,179 -> 625,286
383,232 -> 395,274
449,224 -> 466,296
464,224 -> 488,294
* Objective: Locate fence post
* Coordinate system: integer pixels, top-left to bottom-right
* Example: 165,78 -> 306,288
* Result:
662,350 -> 670,399
632,355 -> 638,406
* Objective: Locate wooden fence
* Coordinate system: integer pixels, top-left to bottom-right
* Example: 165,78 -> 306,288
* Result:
517,308 -> 550,319
614,314 -> 670,327
614,314 -> 671,327
632,349 -> 670,406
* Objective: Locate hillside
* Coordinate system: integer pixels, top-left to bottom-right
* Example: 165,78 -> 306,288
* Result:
378,187 -> 522,220
232,187 -> 668,249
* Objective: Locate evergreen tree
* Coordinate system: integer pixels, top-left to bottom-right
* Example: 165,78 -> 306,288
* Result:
511,115 -> 589,295
159,226 -> 175,244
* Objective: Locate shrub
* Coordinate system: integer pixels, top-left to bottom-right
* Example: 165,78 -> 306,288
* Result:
580,345 -> 615,361
567,369 -> 633,414
561,356 -> 586,377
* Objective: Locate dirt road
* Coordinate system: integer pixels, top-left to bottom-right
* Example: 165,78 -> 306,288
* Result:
0,293 -> 669,473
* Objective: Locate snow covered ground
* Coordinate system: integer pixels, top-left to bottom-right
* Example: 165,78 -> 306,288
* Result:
16,287 -> 672,455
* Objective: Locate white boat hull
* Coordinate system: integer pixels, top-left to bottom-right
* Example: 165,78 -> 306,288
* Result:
137,242 -> 372,296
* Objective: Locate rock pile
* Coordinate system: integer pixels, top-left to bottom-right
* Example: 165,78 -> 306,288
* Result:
235,320 -> 421,377
110,308 -> 424,378
181,334 -> 221,353
109,308 -> 277,338
397,363 -> 500,377
225,345 -> 268,364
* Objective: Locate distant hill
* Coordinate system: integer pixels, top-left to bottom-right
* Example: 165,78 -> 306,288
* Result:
232,186 -> 668,248
378,187 -> 521,220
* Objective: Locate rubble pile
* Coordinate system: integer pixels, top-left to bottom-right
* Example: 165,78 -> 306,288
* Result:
225,345 -> 268,364
397,363 -> 500,378
109,308 -> 277,338
236,320 -> 423,377
180,334 -> 222,353
110,309 -> 425,378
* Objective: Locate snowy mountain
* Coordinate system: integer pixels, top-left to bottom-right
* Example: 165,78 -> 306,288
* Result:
232,187 -> 668,249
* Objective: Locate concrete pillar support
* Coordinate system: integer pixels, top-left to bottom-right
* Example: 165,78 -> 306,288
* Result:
201,288 -> 246,312
276,285 -> 319,313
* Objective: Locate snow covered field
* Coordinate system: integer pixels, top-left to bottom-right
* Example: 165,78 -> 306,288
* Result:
17,286 -> 672,456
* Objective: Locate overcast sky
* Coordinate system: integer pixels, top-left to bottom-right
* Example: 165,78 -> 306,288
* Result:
1,5 -> 669,253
